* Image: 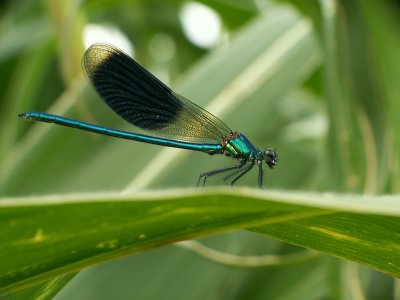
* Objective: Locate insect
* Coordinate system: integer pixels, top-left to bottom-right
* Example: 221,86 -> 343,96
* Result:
19,43 -> 278,188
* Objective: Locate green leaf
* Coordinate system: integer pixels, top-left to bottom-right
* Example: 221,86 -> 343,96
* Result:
5,274 -> 76,300
1,189 -> 399,295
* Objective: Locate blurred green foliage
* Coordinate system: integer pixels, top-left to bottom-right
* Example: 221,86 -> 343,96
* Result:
0,0 -> 399,299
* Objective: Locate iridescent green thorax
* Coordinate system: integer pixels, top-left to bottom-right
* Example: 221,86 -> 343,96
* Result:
221,132 -> 257,159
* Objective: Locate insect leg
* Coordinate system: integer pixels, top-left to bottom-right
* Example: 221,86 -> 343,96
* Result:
258,163 -> 263,188
197,160 -> 246,187
223,162 -> 250,183
229,162 -> 254,186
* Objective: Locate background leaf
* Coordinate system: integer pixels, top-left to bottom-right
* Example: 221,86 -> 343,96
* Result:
1,0 -> 399,298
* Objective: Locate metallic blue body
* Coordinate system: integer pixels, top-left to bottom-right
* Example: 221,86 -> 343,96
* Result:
22,112 -> 223,154
225,134 -> 263,161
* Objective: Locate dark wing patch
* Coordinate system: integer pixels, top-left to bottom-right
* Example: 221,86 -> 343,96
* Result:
83,43 -> 233,143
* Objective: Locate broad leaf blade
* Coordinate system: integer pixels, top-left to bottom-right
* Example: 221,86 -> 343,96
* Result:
1,189 -> 399,294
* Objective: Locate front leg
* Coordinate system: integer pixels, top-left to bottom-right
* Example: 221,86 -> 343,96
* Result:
257,162 -> 263,189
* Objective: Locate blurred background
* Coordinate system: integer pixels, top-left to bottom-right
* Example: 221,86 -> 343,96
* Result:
1,0 -> 399,299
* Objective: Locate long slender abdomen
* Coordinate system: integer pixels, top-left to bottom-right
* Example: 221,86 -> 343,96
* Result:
18,112 -> 223,154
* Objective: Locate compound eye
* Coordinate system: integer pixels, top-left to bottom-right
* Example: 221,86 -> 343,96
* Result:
264,147 -> 278,168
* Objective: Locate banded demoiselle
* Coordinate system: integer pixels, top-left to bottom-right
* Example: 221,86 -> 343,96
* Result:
18,43 -> 278,188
